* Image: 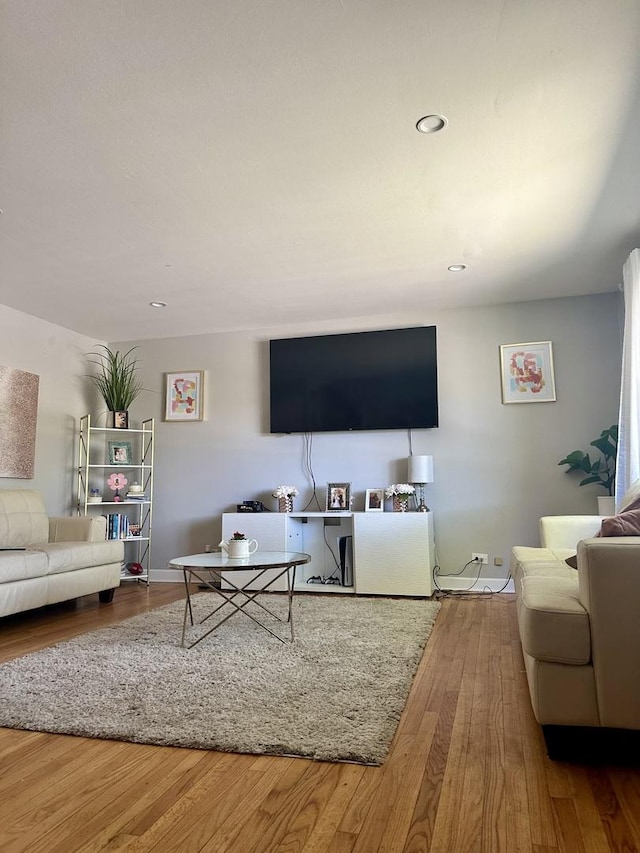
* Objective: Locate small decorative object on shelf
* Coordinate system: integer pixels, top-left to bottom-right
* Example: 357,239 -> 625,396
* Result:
273,485 -> 298,513
107,472 -> 128,502
126,482 -> 146,500
88,488 -> 102,504
385,483 -> 416,512
126,562 -> 144,575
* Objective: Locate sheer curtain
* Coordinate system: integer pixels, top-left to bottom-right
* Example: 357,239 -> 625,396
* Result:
616,248 -> 640,506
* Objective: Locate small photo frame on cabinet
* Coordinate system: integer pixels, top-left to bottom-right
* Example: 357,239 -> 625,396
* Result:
107,441 -> 133,465
365,488 -> 384,512
113,411 -> 129,429
326,482 -> 351,511
499,341 -> 556,404
164,370 -> 205,422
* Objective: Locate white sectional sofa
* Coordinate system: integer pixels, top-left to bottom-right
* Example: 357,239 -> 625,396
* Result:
511,512 -> 640,759
0,489 -> 123,618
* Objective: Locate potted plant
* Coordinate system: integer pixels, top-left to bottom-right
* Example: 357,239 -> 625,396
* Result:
558,424 -> 618,514
87,346 -> 143,428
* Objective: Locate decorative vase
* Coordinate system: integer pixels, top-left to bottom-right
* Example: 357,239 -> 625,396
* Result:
393,496 -> 409,512
278,496 -> 293,513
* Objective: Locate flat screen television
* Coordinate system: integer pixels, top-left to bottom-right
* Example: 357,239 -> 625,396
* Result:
269,326 -> 438,433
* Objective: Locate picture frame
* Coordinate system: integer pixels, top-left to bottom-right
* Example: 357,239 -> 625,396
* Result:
326,482 -> 351,511
365,488 -> 385,512
499,341 -> 556,404
164,370 -> 205,422
113,411 -> 129,429
107,441 -> 133,465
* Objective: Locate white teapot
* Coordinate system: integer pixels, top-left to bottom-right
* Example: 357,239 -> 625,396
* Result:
219,537 -> 258,558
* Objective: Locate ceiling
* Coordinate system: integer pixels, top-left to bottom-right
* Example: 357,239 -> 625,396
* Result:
1,0 -> 639,342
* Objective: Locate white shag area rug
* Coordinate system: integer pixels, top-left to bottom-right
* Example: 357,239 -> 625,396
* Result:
0,593 -> 440,765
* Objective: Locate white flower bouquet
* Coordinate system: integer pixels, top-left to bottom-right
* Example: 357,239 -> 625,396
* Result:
272,485 -> 299,499
385,483 -> 416,498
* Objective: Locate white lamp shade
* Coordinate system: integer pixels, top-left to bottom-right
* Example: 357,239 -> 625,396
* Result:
408,455 -> 434,483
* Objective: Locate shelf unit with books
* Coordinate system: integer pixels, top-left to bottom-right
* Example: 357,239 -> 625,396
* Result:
76,414 -> 154,583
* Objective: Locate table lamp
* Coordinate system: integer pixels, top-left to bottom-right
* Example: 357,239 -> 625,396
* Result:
407,455 -> 434,512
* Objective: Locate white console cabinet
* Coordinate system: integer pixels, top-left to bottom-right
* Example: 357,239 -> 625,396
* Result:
222,511 -> 434,597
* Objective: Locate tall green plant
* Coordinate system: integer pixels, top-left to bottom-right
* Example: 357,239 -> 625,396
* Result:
87,346 -> 143,412
558,425 -> 618,496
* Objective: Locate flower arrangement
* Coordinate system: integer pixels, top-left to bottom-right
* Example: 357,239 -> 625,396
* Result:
385,483 -> 416,498
231,531 -> 246,540
272,485 -> 299,499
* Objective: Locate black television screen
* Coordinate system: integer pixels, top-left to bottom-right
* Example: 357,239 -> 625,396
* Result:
269,326 -> 438,433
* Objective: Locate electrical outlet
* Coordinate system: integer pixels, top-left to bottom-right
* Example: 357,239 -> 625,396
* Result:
472,552 -> 488,564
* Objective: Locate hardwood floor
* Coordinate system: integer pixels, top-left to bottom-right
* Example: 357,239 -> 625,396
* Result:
1,584 -> 640,852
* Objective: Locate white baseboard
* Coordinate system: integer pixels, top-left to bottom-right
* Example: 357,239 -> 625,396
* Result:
153,568 -> 515,594
434,575 -> 514,594
150,567 -> 184,583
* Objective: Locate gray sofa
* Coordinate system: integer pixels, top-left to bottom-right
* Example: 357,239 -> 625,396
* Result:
0,489 -> 123,618
511,514 -> 640,758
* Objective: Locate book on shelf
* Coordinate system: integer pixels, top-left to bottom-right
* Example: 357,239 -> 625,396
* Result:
106,513 -> 131,540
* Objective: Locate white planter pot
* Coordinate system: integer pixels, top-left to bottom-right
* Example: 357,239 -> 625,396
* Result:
597,496 -> 616,517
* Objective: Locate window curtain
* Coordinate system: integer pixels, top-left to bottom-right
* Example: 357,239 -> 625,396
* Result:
616,248 -> 640,506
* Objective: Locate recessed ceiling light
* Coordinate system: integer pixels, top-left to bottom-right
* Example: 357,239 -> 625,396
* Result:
149,301 -> 167,308
416,114 -> 447,134
448,264 -> 467,272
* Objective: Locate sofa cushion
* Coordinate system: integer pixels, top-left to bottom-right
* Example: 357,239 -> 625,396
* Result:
0,490 -> 48,548
0,550 -> 48,584
31,540 -> 124,575
518,575 -> 591,665
510,546 -> 577,585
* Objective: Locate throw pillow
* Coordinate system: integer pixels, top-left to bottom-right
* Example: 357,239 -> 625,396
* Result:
599,508 -> 640,537
565,554 -> 578,569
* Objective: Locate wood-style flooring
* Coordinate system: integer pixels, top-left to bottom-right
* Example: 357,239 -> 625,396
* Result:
1,583 -> 640,852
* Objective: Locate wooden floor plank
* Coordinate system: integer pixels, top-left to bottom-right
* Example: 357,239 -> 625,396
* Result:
1,585 -> 640,852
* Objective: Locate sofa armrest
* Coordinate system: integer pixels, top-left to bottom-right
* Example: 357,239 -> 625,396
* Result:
539,516 -> 602,549
48,515 -> 107,543
577,537 -> 640,729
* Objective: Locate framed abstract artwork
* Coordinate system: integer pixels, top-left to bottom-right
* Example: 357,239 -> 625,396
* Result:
499,342 -> 556,404
164,371 -> 205,422
0,366 -> 39,478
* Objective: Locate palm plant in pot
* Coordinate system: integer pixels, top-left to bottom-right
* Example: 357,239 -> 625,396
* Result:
558,424 -> 618,514
87,346 -> 143,428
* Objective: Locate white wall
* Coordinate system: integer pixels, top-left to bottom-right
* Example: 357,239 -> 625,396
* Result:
0,305 -> 102,513
116,291 -> 622,582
